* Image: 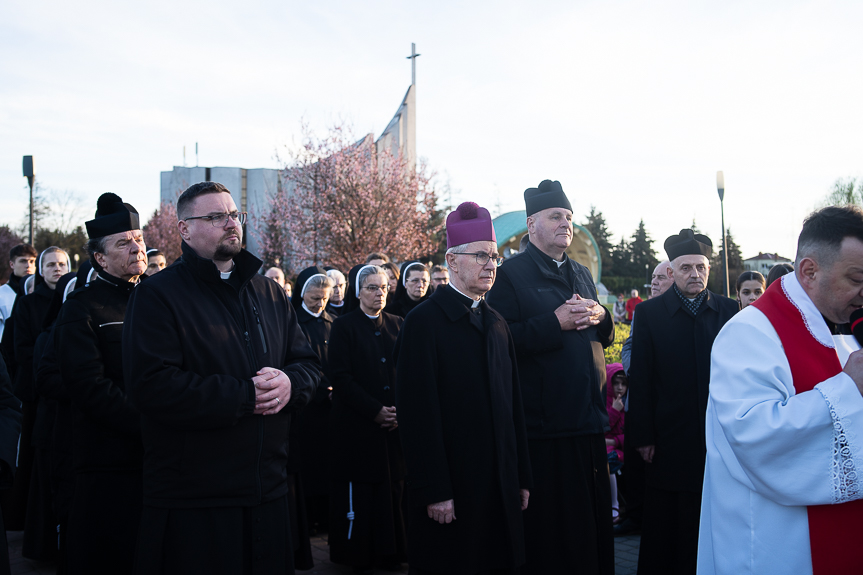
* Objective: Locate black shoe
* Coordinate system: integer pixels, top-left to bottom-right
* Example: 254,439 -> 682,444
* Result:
613,517 -> 641,536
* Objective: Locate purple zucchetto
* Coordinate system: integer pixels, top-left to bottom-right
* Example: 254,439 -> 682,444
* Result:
446,202 -> 497,249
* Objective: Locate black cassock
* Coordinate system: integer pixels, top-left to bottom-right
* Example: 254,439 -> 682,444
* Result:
627,286 -> 738,575
295,306 -> 334,530
394,286 -> 532,575
327,309 -> 407,569
54,273 -> 143,575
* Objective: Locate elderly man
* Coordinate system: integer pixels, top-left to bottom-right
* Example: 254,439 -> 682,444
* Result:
486,180 -> 614,574
627,230 -> 737,574
616,259 -> 672,535
395,202 -> 532,575
428,264 -> 449,293
621,260 -> 672,373
698,206 -> 863,575
52,193 -> 146,573
123,182 -> 320,574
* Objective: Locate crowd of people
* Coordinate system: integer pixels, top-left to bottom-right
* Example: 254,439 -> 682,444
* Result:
0,178 -> 860,575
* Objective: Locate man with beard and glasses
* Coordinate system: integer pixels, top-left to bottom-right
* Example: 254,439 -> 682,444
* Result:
124,182 -> 320,575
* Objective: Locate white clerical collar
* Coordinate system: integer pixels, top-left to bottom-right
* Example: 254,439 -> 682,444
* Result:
553,258 -> 565,268
330,301 -> 344,308
449,283 -> 481,308
302,302 -> 323,318
364,312 -> 380,320
781,273 -> 835,348
219,262 -> 235,281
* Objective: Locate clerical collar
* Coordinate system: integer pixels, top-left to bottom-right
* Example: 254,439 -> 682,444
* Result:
302,302 -> 323,318
448,283 -> 481,308
673,283 -> 707,316
219,262 -> 236,281
330,301 -> 344,308
364,312 -> 380,320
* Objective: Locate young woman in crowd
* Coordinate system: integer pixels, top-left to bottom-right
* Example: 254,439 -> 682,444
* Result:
736,271 -> 766,310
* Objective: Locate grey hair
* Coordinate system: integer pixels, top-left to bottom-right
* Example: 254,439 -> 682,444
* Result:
356,265 -> 387,297
301,273 -> 334,297
327,269 -> 346,284
85,237 -> 109,260
445,244 -> 470,256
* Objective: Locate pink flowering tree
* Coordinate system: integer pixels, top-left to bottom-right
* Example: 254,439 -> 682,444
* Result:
143,201 -> 182,265
255,122 -> 443,274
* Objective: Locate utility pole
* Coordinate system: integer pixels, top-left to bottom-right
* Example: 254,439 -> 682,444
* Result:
22,156 -> 35,244
406,42 -> 421,85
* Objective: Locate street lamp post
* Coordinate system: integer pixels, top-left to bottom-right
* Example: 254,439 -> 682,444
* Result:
716,171 -> 729,297
23,156 -> 35,244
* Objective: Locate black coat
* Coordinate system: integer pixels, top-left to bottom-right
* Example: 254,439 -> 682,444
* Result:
394,286 -> 532,574
485,242 -> 614,438
12,283 -> 54,402
627,286 -> 738,492
295,307 -> 333,490
123,242 -> 320,508
0,352 -> 22,488
54,272 -> 143,472
327,309 -> 404,483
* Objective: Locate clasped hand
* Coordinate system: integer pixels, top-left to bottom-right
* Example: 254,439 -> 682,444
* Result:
555,294 -> 606,331
253,368 -> 292,415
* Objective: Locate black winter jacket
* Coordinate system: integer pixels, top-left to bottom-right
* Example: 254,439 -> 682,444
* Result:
54,272 -> 142,472
123,242 -> 320,508
485,242 -> 614,438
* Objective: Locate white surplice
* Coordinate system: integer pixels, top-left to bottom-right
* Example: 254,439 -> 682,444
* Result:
697,273 -> 863,575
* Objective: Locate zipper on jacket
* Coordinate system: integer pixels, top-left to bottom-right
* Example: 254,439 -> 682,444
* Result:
240,302 -> 263,502
252,304 -> 267,354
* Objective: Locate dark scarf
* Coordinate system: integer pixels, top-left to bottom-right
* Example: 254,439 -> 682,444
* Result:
673,283 -> 707,316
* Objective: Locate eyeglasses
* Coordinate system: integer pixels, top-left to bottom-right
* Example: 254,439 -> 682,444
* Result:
455,252 -> 503,266
363,284 -> 388,293
184,212 -> 247,227
407,278 -> 430,285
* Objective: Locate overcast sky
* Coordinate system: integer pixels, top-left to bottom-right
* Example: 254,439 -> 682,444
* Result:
3,0 -> 861,263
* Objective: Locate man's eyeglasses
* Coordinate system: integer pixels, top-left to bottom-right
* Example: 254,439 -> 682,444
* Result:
364,284 -> 388,293
184,212 -> 247,227
455,252 -> 503,266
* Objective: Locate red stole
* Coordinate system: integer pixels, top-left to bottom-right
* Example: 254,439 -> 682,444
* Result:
753,280 -> 863,574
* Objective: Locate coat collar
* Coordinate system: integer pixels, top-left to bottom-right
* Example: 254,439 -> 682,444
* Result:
432,284 -> 499,332
525,242 -> 571,286
297,306 -> 333,324
661,283 -> 720,316
95,271 -> 138,294
180,241 -> 262,289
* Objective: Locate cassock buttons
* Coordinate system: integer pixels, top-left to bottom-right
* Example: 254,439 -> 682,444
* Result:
380,357 -> 386,363
374,331 -> 381,336
383,386 -> 390,391
317,318 -> 323,323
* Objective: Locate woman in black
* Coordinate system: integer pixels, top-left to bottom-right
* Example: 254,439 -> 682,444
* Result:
328,265 -> 407,574
291,266 -> 336,535
385,261 -> 429,318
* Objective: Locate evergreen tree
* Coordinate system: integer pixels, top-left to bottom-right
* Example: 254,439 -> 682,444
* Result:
583,206 -> 614,275
629,220 -> 659,283
610,236 -> 632,277
709,229 -> 744,295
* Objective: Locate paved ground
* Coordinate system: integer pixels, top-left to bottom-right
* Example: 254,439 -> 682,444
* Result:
8,530 -> 641,574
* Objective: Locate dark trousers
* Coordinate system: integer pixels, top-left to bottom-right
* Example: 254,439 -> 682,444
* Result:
637,485 -> 701,575
621,413 -> 646,524
521,434 -> 614,575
